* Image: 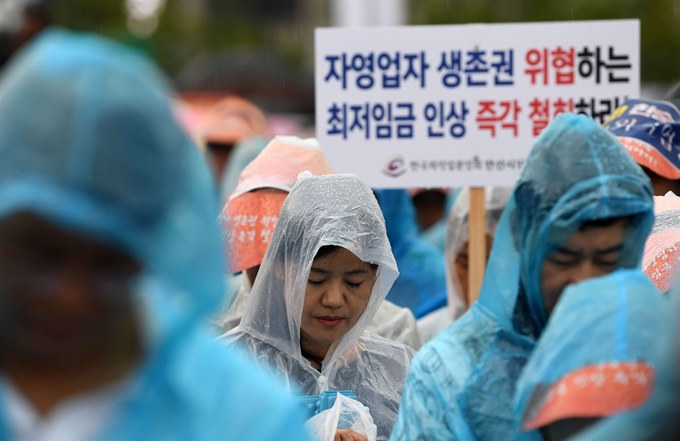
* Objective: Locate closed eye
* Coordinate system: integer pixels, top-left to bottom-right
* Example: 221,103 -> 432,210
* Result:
308,279 -> 325,286
548,256 -> 579,267
595,259 -> 618,268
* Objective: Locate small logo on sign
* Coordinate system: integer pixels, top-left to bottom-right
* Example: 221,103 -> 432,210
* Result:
383,155 -> 407,177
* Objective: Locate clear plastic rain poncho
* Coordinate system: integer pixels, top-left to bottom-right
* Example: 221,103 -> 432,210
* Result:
373,189 -> 447,318
215,138 -> 422,350
0,29 -> 310,441
390,113 -> 655,441
514,270 -> 671,440
223,174 -> 414,441
417,187 -> 512,343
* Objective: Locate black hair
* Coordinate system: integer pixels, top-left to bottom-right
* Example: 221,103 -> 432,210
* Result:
206,141 -> 235,152
579,215 -> 633,230
313,245 -> 378,273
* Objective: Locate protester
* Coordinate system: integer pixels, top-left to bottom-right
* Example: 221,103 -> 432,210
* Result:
643,194 -> 680,294
0,29 -> 311,440
417,187 -> 512,343
605,98 -> 680,196
373,189 -> 448,319
411,189 -> 448,232
199,96 -> 270,186
513,270 -> 670,440
413,188 -> 459,254
222,174 -> 414,441
215,137 -> 422,350
571,283 -> 680,441
389,113 -> 654,440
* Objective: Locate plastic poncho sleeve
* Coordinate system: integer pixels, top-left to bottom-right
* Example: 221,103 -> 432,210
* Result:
389,310 -> 494,440
389,350 -> 461,440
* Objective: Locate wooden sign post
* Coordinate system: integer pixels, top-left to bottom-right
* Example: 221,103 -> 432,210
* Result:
468,187 -> 487,305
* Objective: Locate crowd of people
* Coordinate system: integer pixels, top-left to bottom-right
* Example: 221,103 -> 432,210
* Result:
0,25 -> 679,441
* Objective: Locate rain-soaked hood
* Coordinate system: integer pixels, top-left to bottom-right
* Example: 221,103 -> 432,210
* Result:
478,113 -> 654,335
0,28 -> 317,441
0,27 -> 224,361
239,173 -> 399,370
514,270 -> 670,437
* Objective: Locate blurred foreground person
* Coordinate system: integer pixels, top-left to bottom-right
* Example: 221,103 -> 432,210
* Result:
514,270 -> 670,440
222,174 -> 414,441
390,114 -> 654,440
605,98 -> 680,196
0,29 -> 310,441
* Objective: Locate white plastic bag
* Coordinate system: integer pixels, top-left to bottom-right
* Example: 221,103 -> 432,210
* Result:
305,393 -> 378,441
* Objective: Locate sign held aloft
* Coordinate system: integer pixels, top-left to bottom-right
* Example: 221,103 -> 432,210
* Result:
315,20 -> 640,188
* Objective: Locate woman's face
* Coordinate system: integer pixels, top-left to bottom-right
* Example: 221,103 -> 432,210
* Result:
300,247 -> 376,355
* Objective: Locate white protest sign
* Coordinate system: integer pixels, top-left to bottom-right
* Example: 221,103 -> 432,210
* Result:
315,20 -> 640,188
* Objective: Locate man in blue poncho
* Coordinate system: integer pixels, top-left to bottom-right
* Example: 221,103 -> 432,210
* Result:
0,29 -> 310,440
389,113 -> 655,440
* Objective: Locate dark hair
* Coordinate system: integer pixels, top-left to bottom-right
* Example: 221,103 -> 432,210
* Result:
579,216 -> 633,231
314,245 -> 378,273
206,141 -> 235,152
412,190 -> 447,208
314,245 -> 342,260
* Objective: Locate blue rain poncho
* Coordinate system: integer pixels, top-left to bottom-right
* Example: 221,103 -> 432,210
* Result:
374,189 -> 447,318
389,113 -> 654,441
223,174 -> 414,441
514,270 -> 670,440
0,29 -> 310,441
570,279 -> 680,440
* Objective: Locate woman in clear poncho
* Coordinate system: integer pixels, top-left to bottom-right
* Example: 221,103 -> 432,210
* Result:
0,29 -> 310,441
513,270 -> 671,441
390,113 -> 655,440
222,174 -> 414,441
417,187 -> 512,343
214,136 -> 422,350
